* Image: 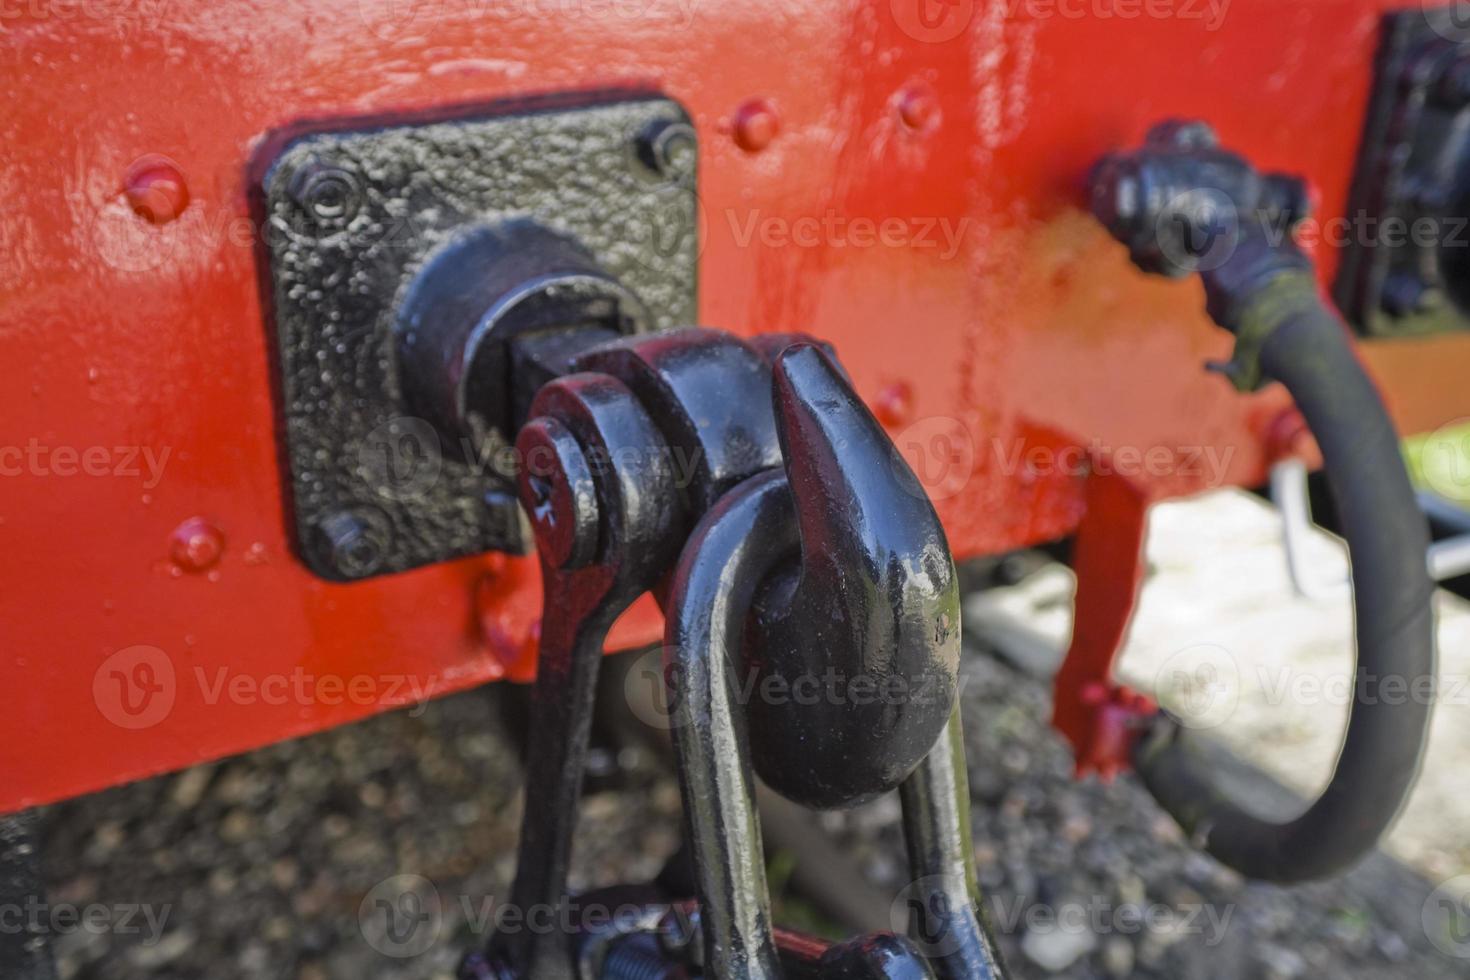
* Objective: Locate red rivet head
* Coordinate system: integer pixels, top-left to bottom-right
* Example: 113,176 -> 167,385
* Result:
874,382 -> 914,428
124,156 -> 189,224
170,517 -> 224,572
896,84 -> 940,133
732,99 -> 780,153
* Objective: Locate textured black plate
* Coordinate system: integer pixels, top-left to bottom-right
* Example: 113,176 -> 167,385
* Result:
255,91 -> 699,580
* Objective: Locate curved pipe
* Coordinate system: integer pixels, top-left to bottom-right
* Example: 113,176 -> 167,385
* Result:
1135,258 -> 1437,882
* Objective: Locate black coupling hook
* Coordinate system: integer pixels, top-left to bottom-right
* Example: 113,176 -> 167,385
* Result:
741,343 -> 963,809
665,344 -> 1002,979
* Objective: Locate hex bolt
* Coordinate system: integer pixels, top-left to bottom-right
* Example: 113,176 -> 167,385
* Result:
515,416 -> 599,569
312,508 -> 391,579
286,158 -> 361,228
636,119 -> 697,182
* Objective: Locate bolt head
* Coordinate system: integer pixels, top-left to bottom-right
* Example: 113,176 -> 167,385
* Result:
312,508 -> 391,579
286,159 -> 362,232
637,119 -> 697,183
516,417 -> 599,569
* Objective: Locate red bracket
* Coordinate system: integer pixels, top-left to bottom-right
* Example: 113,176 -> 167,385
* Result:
1051,463 -> 1159,779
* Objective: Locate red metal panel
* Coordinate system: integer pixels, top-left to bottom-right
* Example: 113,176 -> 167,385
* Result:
3,0 -> 1468,812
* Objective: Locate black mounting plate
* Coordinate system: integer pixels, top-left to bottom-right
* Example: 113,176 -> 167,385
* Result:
254,92 -> 698,581
1335,9 -> 1470,336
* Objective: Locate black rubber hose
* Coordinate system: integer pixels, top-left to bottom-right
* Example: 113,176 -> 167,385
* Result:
1135,260 -> 1438,882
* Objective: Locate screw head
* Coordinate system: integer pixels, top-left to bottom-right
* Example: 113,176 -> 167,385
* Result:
285,159 -> 362,235
637,119 -> 697,183
311,508 -> 391,579
516,417 -> 599,569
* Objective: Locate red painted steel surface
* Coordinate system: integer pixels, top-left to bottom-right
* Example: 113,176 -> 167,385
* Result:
1051,464 -> 1157,780
5,0 -> 1470,812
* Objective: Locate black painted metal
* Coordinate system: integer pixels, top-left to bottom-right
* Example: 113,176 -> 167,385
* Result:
1091,123 -> 1438,883
1089,119 -> 1309,283
897,714 -> 1006,980
776,930 -> 937,980
485,374 -> 686,980
255,92 -> 697,580
1335,9 -> 1470,336
0,813 -> 56,980
467,328 -> 1006,979
665,468 -> 793,980
396,219 -> 651,450
574,327 -> 785,514
746,345 -> 961,809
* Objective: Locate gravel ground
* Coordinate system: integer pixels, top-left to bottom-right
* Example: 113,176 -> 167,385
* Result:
32,641 -> 1467,979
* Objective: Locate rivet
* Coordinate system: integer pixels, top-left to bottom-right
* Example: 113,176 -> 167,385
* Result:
170,517 -> 224,572
732,99 -> 779,153
476,570 -> 537,673
124,156 -> 189,224
873,382 -> 914,427
895,85 -> 940,133
637,118 -> 697,183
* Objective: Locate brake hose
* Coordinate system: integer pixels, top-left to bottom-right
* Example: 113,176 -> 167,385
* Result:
1132,236 -> 1438,882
